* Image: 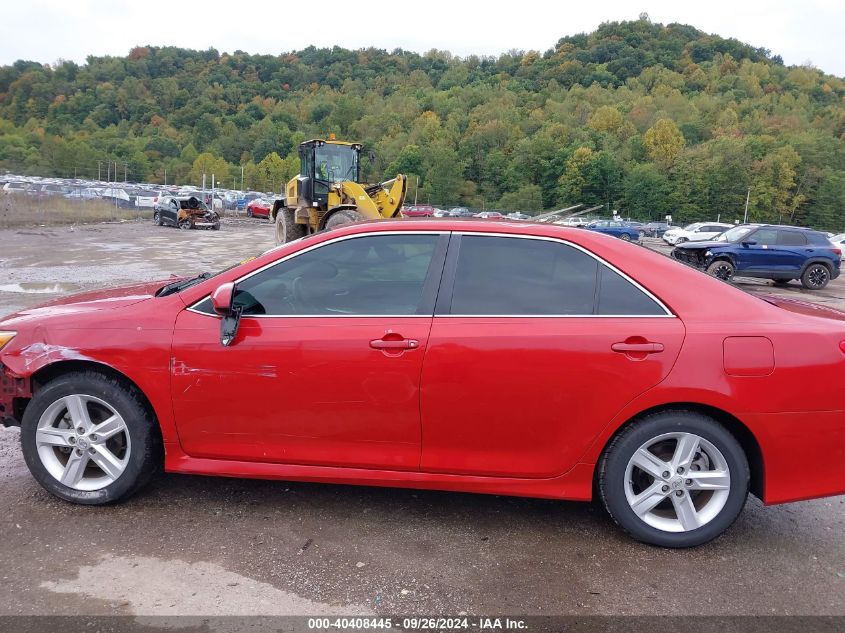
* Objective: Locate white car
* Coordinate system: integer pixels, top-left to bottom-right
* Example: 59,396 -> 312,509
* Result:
662,222 -> 732,245
828,233 -> 845,247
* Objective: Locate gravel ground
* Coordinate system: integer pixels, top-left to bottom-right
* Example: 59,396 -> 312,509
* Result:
0,220 -> 843,618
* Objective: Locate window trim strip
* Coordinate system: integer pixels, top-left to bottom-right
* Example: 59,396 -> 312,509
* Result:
187,229 -> 676,319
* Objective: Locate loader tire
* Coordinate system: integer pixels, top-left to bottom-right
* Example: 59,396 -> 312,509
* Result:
275,207 -> 306,245
324,208 -> 364,231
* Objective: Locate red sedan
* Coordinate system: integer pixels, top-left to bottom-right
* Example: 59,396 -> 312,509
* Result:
245,198 -> 272,219
1,220 -> 843,547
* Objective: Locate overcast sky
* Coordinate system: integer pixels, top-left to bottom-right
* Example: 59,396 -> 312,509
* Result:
1,0 -> 843,76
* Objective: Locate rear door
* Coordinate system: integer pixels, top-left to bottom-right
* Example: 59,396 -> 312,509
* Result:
419,233 -> 685,478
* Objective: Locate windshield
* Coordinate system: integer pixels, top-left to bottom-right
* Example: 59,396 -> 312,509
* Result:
682,223 -> 702,231
713,226 -> 755,242
315,144 -> 359,183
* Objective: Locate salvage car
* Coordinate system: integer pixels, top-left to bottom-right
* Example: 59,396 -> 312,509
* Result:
672,224 -> 841,289
153,196 -> 220,230
2,220 -> 845,548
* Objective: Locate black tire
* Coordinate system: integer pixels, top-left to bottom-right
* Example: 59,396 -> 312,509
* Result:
324,208 -> 365,231
620,233 -> 632,242
676,237 -> 688,244
800,263 -> 831,290
706,259 -> 735,281
246,208 -> 253,218
20,371 -> 161,505
598,410 -> 749,548
178,218 -> 192,230
153,212 -> 162,226
275,207 -> 307,245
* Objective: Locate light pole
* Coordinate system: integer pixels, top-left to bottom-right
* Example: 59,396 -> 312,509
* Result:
743,188 -> 750,224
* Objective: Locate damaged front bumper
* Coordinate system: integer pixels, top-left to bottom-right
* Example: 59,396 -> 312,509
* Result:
671,247 -> 709,270
0,364 -> 30,427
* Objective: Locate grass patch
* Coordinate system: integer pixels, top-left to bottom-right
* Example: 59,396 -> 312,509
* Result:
0,194 -> 145,229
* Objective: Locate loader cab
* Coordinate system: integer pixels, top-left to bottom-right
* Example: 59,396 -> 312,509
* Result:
297,139 -> 362,209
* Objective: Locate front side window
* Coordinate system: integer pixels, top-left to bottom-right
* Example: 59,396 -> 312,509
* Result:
448,236 -> 666,316
750,228 -> 779,245
315,145 -> 358,183
198,234 -> 440,316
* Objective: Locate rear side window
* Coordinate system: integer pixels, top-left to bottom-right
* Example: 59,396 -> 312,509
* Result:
448,235 -> 666,316
778,231 -> 808,246
597,267 -> 666,315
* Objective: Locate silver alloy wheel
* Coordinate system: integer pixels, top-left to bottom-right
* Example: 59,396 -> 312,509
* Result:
620,233 -> 631,241
35,394 -> 131,491
624,432 -> 730,533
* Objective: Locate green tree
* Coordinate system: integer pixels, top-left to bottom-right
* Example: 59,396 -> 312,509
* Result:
189,152 -> 230,187
644,119 -> 685,169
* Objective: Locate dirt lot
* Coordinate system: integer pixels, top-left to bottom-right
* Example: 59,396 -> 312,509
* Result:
0,220 -> 843,619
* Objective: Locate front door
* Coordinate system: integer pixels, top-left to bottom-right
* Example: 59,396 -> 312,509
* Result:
420,234 -> 686,478
171,232 -> 448,470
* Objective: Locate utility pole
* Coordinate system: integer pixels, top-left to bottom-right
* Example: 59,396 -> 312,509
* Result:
97,160 -> 102,181
743,187 -> 750,224
414,176 -> 419,206
106,161 -> 110,183
241,165 -> 244,191
164,168 -> 167,186
124,163 -> 127,183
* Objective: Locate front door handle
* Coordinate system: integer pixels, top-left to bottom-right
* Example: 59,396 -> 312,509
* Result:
611,342 -> 664,354
370,338 -> 419,350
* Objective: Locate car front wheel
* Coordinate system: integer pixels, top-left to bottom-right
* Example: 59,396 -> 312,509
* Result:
153,212 -> 162,226
706,259 -> 735,281
620,233 -> 631,241
20,371 -> 161,504
598,410 -> 749,547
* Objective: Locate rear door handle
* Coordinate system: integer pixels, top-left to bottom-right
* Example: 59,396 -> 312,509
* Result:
611,342 -> 664,353
370,338 -> 419,350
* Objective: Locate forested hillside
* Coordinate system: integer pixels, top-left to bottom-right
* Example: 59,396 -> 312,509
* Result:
1,17 -> 843,226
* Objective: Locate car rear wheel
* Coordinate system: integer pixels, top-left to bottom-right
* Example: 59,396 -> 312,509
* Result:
801,263 -> 831,290
598,410 -> 749,547
706,259 -> 735,281
153,212 -> 162,226
20,371 -> 161,504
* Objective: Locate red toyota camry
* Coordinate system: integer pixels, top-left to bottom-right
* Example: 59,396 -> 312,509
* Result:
1,220 -> 843,547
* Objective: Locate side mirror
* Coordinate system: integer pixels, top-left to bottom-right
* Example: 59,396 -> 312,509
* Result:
211,282 -> 242,347
742,240 -> 757,247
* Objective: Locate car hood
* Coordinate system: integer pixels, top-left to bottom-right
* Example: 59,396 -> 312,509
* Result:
0,279 -> 176,326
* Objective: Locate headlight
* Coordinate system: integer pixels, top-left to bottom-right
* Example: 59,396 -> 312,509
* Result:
0,331 -> 15,351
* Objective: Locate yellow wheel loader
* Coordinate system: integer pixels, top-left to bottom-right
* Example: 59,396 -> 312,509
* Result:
271,138 -> 407,245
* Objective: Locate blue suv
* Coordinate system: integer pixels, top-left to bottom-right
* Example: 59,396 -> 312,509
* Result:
671,224 -> 841,289
585,220 -> 641,242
